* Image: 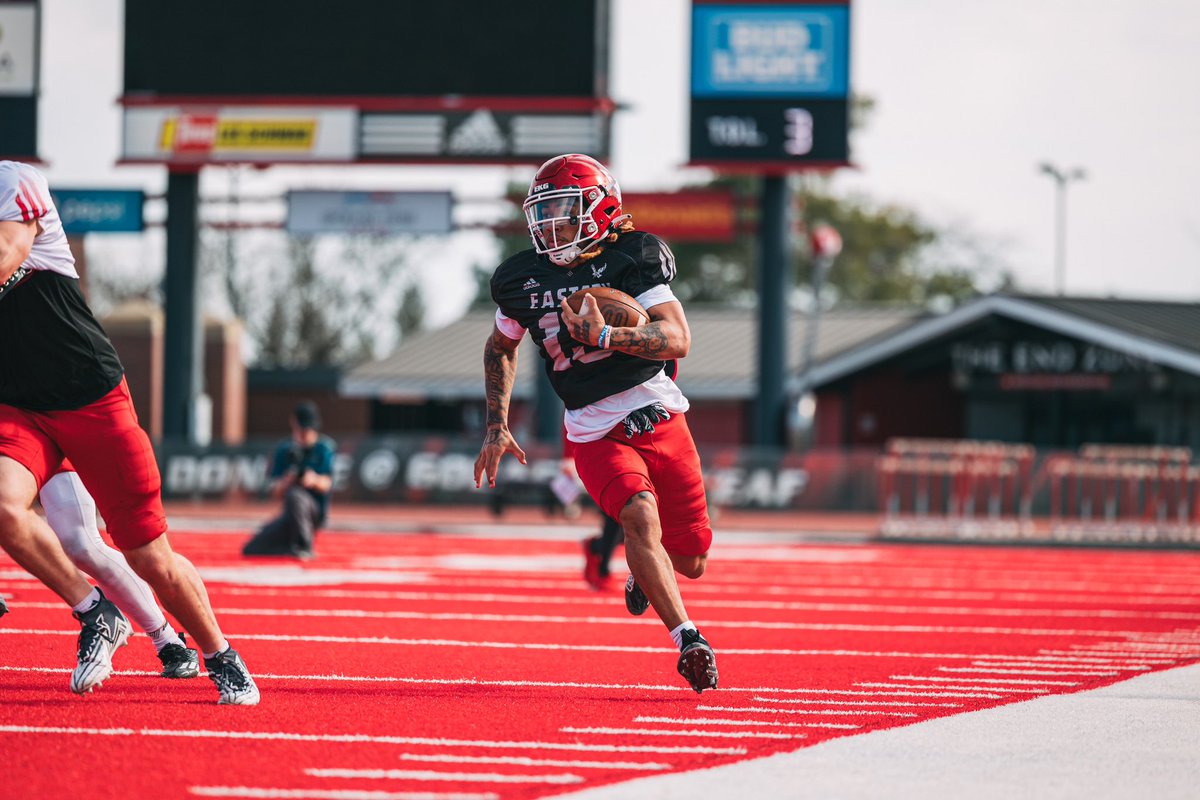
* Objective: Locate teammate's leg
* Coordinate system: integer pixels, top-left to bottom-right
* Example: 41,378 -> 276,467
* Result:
0,457 -> 133,693
50,381 -> 259,704
0,457 -> 92,607
40,470 -> 198,678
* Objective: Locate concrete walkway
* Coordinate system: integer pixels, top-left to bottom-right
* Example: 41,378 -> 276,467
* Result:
556,663 -> 1200,800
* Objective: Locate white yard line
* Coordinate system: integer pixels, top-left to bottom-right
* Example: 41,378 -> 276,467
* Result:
304,769 -> 583,785
395,754 -> 670,771
0,725 -> 746,755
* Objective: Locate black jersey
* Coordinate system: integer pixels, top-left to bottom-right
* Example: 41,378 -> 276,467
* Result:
0,270 -> 124,410
490,231 -> 678,410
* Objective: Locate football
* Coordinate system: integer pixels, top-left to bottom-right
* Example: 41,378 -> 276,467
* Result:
565,286 -> 649,327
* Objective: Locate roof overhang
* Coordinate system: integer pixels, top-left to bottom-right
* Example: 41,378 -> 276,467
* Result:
800,295 -> 1200,389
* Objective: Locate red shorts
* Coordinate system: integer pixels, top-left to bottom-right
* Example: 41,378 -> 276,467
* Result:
573,411 -> 712,557
0,379 -> 167,550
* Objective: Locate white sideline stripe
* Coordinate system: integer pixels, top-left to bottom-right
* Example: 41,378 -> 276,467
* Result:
28,599 -> 1196,628
560,727 -> 798,740
935,666 -> 1118,677
215,583 -> 1200,606
305,769 -> 582,785
751,696 -> 962,708
695,705 -> 918,718
756,687 -> 1004,699
893,674 -> 1080,686
972,660 -> 1153,670
0,665 -> 987,701
0,622 -> 1166,643
190,789 -> 495,800
1036,650 -> 1177,663
0,628 -> 1180,666
26,597 -> 1191,623
0,725 -> 745,755
634,715 -> 858,730
6,628 -> 1123,656
396,754 -> 670,771
859,683 -> 1047,695
848,684 -> 1011,697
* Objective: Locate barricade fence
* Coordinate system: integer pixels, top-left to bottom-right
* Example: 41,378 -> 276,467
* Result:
879,440 -> 1199,547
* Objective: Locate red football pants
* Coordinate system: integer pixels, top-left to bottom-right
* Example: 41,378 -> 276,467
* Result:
573,411 -> 712,557
0,379 -> 167,550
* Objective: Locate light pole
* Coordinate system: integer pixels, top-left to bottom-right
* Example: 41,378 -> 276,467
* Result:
1038,161 -> 1086,296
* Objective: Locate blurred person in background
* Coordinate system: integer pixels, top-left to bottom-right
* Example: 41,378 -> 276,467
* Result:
0,160 -> 259,704
474,154 -> 718,694
243,401 -> 335,560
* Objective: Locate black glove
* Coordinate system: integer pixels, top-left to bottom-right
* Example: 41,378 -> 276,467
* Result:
623,403 -> 671,438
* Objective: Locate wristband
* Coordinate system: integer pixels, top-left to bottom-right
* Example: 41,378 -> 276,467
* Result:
598,324 -> 612,349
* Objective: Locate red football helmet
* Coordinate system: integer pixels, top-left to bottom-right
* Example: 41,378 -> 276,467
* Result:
523,154 -> 628,266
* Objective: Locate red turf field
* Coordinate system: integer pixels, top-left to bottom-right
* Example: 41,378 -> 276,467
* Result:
2,529 -> 1198,800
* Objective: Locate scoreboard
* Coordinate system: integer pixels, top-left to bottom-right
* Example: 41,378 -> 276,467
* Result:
121,0 -> 612,165
689,1 -> 851,170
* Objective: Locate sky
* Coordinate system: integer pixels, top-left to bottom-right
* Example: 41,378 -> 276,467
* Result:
30,0 -> 1200,329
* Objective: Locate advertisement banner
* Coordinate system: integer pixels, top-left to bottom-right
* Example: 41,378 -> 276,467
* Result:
692,4 -> 850,98
287,191 -> 454,236
157,436 -> 883,513
51,189 -> 145,234
621,191 -> 738,243
122,106 -> 358,163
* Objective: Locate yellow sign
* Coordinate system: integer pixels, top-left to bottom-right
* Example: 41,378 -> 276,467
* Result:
159,115 -> 317,153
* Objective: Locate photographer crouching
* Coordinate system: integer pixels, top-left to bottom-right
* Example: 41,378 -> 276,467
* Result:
242,401 -> 335,559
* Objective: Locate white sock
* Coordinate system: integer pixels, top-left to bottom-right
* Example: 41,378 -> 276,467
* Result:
148,622 -> 185,652
669,620 -> 697,649
72,587 -> 101,615
202,641 -> 231,660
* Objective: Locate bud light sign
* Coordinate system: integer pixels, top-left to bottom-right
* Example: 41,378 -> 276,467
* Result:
692,5 -> 849,98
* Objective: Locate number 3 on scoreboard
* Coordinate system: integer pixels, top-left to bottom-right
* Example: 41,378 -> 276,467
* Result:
783,108 -> 814,156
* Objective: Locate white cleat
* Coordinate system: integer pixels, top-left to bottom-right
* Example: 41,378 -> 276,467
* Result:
204,648 -> 261,706
70,591 -> 132,695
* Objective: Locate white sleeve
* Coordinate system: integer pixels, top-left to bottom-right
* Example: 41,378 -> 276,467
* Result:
494,308 -> 526,341
0,162 -> 50,223
634,283 -> 678,311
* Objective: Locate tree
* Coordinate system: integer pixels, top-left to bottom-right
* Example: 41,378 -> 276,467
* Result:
209,230 -> 417,368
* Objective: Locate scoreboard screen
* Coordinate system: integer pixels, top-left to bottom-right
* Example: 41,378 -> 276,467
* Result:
124,1 -> 601,98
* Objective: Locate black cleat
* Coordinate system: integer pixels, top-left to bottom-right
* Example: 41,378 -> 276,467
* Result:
158,633 -> 201,678
677,629 -> 719,694
0,593 -> 8,618
624,574 -> 649,615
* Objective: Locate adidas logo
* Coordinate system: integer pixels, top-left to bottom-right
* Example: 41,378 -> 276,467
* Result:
447,110 -> 507,154
522,278 -> 540,290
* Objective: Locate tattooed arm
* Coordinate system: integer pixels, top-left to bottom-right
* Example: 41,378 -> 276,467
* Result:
610,300 -> 691,359
474,324 -> 527,488
560,296 -> 691,360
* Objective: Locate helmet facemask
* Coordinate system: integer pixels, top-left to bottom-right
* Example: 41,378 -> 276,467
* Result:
524,186 -> 611,267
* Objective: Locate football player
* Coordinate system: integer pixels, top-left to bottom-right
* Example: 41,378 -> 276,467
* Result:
474,154 -> 718,693
0,160 -> 258,704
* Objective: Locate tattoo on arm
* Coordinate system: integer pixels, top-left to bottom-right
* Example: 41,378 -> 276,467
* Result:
608,321 -> 671,358
568,318 -> 592,346
483,331 -> 519,428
